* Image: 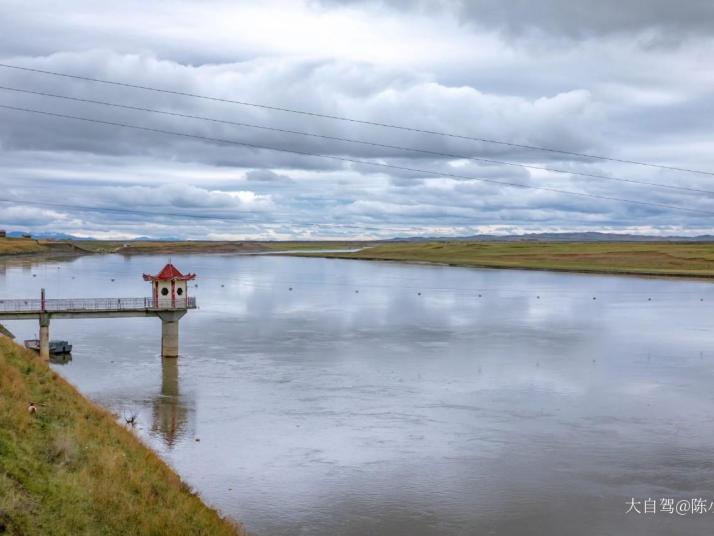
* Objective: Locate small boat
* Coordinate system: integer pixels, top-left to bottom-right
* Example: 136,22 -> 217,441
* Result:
24,339 -> 73,354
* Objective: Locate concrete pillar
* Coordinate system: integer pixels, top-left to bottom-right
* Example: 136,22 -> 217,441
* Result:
39,314 -> 50,361
158,311 -> 186,358
161,317 -> 179,357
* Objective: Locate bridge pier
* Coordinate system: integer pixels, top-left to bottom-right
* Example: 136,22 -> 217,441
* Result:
158,311 -> 186,358
39,313 -> 50,361
0,267 -> 196,360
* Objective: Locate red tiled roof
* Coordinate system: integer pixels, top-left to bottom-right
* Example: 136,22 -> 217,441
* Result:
143,263 -> 196,281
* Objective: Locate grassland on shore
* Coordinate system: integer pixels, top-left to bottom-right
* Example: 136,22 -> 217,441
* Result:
0,238 -> 50,256
0,337 -> 240,536
0,236 -> 364,257
6,236 -> 714,278
301,241 -> 714,278
70,239 -> 365,255
0,238 -> 88,257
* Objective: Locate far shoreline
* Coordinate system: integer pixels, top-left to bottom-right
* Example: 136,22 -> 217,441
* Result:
285,252 -> 714,282
3,237 -> 714,281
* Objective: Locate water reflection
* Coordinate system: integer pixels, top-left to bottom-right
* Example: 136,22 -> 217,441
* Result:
151,357 -> 192,448
49,353 -> 72,365
3,253 -> 714,535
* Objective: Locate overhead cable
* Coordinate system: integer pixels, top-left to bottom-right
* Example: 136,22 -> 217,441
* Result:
1,62 -> 711,176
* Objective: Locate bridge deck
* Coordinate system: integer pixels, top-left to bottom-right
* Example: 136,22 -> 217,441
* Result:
0,297 -> 196,319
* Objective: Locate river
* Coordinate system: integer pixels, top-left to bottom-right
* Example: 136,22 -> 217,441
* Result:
2,253 -> 714,535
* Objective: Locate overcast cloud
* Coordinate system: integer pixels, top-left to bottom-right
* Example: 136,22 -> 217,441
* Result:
1,0 -> 713,239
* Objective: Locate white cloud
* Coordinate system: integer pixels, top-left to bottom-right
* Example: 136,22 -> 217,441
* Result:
0,0 -> 713,238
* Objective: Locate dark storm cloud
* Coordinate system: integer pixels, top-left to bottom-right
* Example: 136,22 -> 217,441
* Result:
320,0 -> 714,40
245,170 -> 294,183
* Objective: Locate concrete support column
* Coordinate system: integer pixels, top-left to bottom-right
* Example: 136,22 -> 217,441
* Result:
161,318 -> 179,357
39,314 -> 50,361
158,311 -> 186,358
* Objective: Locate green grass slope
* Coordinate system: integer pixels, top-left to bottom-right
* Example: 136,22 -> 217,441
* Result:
0,337 -> 241,536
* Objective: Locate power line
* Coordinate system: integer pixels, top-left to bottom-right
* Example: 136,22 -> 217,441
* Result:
0,198 -> 520,232
0,62 -> 711,177
1,103 -> 712,218
0,198 -> 270,222
0,198 -> 410,231
2,84 -> 712,197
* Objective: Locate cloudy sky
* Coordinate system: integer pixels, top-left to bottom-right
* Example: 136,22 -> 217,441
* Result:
1,0 -> 714,239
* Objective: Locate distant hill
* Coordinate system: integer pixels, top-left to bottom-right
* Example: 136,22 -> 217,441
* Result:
132,236 -> 185,242
6,230 -> 714,243
390,232 -> 714,242
6,231 -> 94,240
6,232 -> 180,241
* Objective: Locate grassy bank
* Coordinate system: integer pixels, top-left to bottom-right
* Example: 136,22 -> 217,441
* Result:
0,238 -> 49,256
1,237 -> 365,257
0,337 -> 240,536
70,240 -> 365,255
0,238 -> 88,257
302,241 -> 714,278
7,237 -> 714,278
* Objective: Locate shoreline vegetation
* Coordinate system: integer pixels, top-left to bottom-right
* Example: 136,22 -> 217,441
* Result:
0,336 -> 241,536
298,241 -> 714,279
3,236 -> 714,278
0,237 -> 366,257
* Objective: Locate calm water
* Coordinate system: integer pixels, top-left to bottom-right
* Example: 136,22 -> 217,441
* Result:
2,253 -> 714,535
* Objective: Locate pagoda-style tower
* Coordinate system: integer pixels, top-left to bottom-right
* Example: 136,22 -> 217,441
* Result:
143,262 -> 196,309
143,263 -> 197,357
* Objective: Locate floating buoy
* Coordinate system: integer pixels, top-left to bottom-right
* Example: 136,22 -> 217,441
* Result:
289,287 -> 293,291
478,294 -> 482,298
111,278 -> 115,282
220,284 -> 224,287
648,297 -> 652,301
592,297 -> 596,300
417,292 -> 422,296
536,295 -> 540,299
355,290 -> 359,293
32,274 -> 36,277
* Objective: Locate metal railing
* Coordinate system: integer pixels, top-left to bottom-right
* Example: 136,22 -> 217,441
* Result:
0,296 -> 196,313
